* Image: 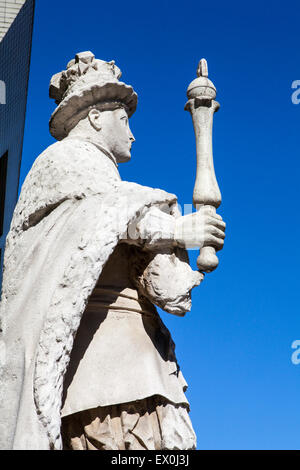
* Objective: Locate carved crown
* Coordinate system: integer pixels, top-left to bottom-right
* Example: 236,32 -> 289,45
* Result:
49,51 -> 137,141
49,51 -> 122,104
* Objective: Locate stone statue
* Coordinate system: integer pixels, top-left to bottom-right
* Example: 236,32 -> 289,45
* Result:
0,52 -> 226,450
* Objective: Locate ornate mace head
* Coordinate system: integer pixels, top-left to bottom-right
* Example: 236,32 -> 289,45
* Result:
186,58 -> 217,101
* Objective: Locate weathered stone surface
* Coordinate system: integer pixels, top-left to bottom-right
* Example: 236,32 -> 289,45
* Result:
0,52 -> 225,450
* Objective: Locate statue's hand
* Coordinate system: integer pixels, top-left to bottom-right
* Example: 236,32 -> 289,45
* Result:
174,206 -> 226,249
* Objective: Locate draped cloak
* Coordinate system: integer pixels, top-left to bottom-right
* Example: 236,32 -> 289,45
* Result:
0,137 -> 201,450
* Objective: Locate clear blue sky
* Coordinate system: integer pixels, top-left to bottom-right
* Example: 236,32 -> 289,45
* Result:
20,0 -> 300,449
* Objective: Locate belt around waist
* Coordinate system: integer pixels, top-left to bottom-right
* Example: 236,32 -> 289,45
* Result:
85,286 -> 157,316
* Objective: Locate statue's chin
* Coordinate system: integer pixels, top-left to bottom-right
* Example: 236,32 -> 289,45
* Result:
117,153 -> 131,163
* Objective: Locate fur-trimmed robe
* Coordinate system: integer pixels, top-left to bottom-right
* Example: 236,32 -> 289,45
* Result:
0,138 -> 201,449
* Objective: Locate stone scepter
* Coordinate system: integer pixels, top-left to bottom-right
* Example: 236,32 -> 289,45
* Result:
185,59 -> 222,273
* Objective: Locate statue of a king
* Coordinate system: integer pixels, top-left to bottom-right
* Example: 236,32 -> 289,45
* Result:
0,52 -> 226,450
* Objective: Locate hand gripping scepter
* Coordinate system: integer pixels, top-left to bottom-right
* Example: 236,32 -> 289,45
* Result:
185,59 -> 222,273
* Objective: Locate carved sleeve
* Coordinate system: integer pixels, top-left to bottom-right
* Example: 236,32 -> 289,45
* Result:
124,204 -> 203,315
124,205 -> 177,250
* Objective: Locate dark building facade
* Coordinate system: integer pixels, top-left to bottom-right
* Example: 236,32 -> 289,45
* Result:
0,0 -> 35,286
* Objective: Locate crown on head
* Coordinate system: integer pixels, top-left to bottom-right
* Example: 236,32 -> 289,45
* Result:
49,51 -> 137,140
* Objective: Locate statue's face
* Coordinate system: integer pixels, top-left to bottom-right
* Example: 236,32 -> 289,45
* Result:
99,107 -> 135,163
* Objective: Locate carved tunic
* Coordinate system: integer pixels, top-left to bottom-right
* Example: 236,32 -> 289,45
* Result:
61,243 -> 189,417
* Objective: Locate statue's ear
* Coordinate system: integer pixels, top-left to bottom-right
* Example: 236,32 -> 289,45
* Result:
88,108 -> 102,131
